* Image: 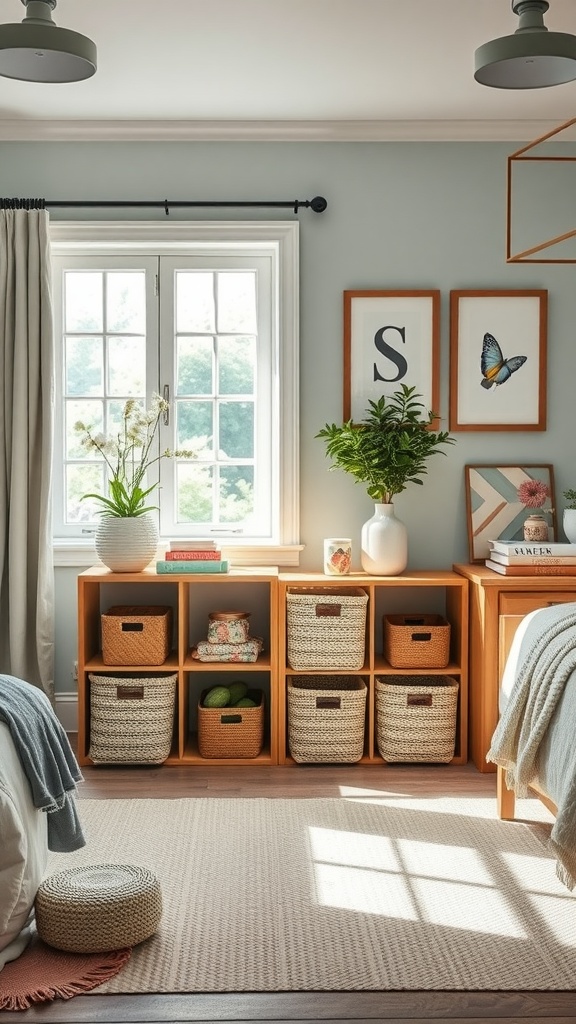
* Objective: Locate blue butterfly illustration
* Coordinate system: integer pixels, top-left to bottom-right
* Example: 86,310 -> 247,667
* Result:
480,333 -> 527,389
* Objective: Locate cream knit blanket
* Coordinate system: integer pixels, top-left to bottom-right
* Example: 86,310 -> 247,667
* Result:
487,602 -> 576,889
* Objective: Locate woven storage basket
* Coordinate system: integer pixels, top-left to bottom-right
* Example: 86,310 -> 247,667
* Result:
101,605 -> 172,666
287,675 -> 367,763
89,672 -> 177,764
198,691 -> 264,758
375,675 -> 458,763
383,613 -> 451,668
286,588 -> 368,670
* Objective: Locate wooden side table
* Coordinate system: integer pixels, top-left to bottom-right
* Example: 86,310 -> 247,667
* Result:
453,563 -> 576,772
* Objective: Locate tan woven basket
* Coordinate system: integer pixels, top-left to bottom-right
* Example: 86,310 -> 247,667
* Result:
197,691 -> 264,758
383,613 -> 451,668
287,675 -> 367,763
89,673 -> 177,764
101,605 -> 172,666
286,588 -> 368,671
375,675 -> 458,763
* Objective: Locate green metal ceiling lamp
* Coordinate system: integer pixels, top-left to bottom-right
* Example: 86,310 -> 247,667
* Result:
0,0 -> 96,82
475,0 -> 576,89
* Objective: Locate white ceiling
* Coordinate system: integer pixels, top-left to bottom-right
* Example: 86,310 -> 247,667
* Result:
1,0 -> 576,141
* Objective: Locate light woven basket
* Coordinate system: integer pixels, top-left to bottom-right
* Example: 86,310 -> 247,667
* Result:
286,588 -> 368,671
287,675 -> 367,763
89,673 -> 177,764
383,613 -> 451,669
197,691 -> 264,758
375,675 -> 458,763
101,605 -> 172,666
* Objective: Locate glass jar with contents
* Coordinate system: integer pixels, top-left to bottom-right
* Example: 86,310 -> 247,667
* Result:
207,611 -> 251,645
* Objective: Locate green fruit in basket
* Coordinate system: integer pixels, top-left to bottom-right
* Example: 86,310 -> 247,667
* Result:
227,681 -> 248,703
234,697 -> 256,707
204,686 -> 231,708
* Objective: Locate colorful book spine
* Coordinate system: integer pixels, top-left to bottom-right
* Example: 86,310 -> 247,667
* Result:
489,550 -> 576,566
489,540 -> 576,556
168,540 -> 218,551
485,559 -> 576,576
156,559 -> 229,574
165,549 -> 222,561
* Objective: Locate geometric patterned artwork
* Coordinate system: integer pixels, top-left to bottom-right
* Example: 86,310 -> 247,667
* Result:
465,464 -> 556,563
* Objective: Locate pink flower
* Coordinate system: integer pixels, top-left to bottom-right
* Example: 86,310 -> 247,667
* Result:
517,479 -> 550,509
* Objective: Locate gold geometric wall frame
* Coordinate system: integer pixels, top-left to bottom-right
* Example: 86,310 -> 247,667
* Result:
507,116 -> 576,263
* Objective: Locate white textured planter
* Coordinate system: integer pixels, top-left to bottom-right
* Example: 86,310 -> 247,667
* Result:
95,515 -> 159,572
360,503 -> 408,576
563,509 -> 576,545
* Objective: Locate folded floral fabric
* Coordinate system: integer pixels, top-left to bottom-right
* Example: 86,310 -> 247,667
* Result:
191,637 -> 264,663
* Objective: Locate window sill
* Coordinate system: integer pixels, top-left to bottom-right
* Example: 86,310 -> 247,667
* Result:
53,541 -> 305,569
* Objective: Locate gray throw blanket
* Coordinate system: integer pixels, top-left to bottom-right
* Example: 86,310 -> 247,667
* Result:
487,603 -> 576,889
0,674 -> 85,852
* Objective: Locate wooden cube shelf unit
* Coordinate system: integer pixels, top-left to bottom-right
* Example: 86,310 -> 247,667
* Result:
77,566 -> 280,767
77,567 -> 469,769
277,571 -> 469,766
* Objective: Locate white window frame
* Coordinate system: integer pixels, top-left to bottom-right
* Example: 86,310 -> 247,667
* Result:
50,221 -> 302,567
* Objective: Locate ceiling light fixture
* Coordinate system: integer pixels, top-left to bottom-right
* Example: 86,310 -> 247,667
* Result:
474,0 -> 576,89
0,0 -> 96,83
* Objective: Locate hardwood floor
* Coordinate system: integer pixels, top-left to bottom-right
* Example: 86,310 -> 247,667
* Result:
5,756 -> 575,1024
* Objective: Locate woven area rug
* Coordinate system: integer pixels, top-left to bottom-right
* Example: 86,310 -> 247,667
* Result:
37,795 -> 576,992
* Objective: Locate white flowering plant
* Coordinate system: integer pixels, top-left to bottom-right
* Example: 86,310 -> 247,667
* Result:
75,394 -> 196,517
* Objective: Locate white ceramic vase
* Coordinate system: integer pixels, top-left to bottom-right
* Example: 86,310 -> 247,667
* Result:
95,515 -> 159,572
360,503 -> 408,575
563,509 -> 576,544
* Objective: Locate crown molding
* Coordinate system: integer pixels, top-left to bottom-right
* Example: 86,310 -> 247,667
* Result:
0,117 -> 566,143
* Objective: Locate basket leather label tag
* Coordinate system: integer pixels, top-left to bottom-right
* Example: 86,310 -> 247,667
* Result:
121,622 -> 144,632
316,603 -> 341,617
411,632 -> 432,642
316,696 -> 341,709
407,693 -> 432,707
117,686 -> 144,700
221,713 -> 242,723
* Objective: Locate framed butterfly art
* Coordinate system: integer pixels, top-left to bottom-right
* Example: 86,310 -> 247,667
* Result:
449,290 -> 548,431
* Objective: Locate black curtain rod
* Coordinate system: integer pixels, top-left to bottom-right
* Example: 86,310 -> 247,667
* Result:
0,196 -> 327,215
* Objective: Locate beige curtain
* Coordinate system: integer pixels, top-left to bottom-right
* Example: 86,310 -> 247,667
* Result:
0,207 -> 54,699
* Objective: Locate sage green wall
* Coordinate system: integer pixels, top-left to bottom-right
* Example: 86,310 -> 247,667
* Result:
1,140 -> 574,693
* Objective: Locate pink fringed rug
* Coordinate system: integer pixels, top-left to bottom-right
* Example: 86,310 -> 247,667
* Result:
0,939 -> 131,1011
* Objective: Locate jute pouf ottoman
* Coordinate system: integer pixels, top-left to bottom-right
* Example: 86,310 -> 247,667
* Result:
35,863 -> 162,953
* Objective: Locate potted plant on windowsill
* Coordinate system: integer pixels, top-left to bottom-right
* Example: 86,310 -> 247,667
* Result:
75,394 -> 196,572
316,385 -> 455,575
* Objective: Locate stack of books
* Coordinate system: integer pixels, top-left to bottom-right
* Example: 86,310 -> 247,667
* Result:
156,540 -> 229,574
486,539 -> 576,576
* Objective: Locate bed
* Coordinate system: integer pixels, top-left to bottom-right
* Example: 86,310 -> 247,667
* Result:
0,675 -> 85,970
0,721 -> 48,970
490,602 -> 576,889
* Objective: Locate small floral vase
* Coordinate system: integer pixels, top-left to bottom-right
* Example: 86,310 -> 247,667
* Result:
523,514 -> 549,542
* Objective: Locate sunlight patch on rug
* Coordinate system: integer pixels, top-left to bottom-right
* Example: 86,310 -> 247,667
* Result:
42,796 -> 575,993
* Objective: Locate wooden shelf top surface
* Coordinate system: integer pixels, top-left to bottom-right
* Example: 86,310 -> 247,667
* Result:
78,565 -> 280,581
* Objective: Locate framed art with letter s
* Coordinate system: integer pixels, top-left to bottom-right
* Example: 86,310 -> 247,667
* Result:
343,290 -> 440,425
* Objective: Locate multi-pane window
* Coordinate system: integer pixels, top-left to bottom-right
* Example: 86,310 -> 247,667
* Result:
51,223 -> 299,552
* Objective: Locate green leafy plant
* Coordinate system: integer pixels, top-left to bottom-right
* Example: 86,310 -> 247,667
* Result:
75,394 -> 196,517
316,385 -> 455,504
563,489 -> 576,510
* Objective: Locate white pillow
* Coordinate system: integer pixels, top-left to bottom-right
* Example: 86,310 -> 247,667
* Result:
0,722 -> 48,970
